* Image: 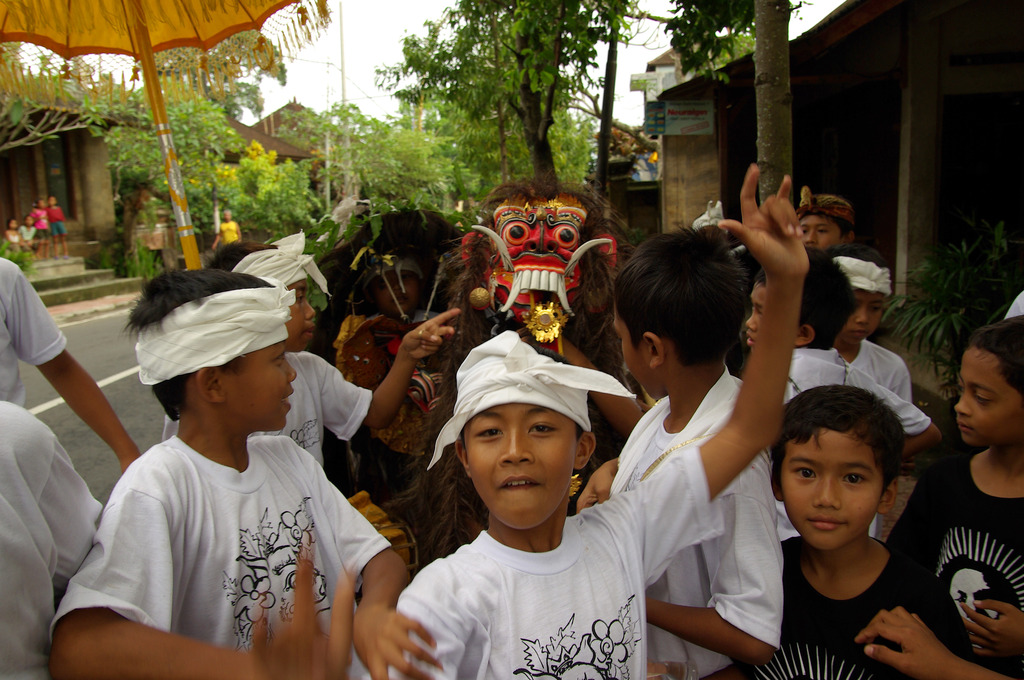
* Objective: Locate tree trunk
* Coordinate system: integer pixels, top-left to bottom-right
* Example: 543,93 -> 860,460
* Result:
518,79 -> 557,182
514,29 -> 558,182
754,0 -> 793,199
490,14 -> 511,183
594,27 -> 619,192
496,100 -> 510,183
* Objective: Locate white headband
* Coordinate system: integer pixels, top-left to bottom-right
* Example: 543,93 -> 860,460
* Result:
233,232 -> 329,295
833,256 -> 891,296
136,282 -> 295,385
430,331 -> 634,468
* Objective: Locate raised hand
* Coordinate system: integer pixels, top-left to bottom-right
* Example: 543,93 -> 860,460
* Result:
251,556 -> 355,680
718,164 -> 807,281
402,308 -> 461,360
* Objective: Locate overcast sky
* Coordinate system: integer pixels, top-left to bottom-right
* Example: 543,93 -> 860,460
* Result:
241,0 -> 845,128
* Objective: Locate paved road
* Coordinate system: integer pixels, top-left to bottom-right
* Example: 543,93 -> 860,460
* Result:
19,309 -> 166,504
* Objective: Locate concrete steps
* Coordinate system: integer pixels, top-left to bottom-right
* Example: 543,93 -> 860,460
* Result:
27,257 -> 143,307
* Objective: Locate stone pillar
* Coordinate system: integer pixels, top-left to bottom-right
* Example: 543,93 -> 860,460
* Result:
894,2 -> 940,294
66,131 -> 85,240
78,132 -> 117,242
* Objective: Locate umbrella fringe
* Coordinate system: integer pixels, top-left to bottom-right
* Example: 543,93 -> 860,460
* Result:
0,0 -> 332,106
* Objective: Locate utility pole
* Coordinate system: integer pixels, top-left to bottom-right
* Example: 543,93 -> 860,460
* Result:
324,67 -> 331,206
339,1 -> 352,199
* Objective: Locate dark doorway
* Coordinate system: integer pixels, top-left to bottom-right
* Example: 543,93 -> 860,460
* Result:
938,91 -> 1024,243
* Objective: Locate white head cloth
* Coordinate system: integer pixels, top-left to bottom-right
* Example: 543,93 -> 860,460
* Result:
430,331 -> 635,468
136,282 -> 295,385
833,256 -> 891,295
233,232 -> 329,294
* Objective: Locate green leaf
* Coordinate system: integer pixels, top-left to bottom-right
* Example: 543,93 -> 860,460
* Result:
9,98 -> 23,126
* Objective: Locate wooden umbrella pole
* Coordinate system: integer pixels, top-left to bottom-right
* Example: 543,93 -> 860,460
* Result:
130,1 -> 202,270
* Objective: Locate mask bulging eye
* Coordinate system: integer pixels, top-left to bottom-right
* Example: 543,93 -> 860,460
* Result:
554,226 -> 579,250
502,222 -> 530,246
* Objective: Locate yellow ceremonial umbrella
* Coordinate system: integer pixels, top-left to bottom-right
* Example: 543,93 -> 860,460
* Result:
0,0 -> 329,269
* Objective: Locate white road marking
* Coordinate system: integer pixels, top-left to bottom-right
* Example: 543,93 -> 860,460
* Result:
29,365 -> 142,415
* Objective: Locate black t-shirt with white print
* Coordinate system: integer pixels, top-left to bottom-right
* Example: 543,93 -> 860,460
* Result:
745,537 -> 971,680
888,454 -> 1024,678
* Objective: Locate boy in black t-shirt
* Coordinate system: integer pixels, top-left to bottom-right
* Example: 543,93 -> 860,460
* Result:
888,316 -> 1024,678
747,385 -> 971,680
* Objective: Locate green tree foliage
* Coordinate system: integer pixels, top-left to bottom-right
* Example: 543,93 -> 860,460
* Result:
218,63 -> 289,121
274,103 -> 452,206
217,141 -> 316,239
659,0 -> 793,193
101,96 -> 243,214
416,98 -> 596,200
0,241 -> 34,272
379,0 -> 632,181
664,0 -> 755,79
0,94 -> 104,154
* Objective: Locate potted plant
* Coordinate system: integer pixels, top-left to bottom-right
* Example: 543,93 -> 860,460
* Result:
886,214 -> 1024,398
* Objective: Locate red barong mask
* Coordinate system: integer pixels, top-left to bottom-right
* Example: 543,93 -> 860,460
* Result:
462,194 -> 616,343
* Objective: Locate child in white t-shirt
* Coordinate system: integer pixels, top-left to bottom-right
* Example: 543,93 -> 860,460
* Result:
0,402 -> 100,680
50,270 -> 439,680
828,243 -> 913,401
384,164 -> 809,679
162,233 -> 458,467
578,224 -> 782,676
0,256 -> 138,470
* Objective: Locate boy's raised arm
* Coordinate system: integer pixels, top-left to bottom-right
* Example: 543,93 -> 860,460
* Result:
37,350 -> 140,471
363,308 -> 460,429
702,164 -> 808,499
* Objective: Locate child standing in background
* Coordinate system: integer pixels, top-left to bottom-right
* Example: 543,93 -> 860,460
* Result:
798,186 -> 855,250
30,199 -> 49,259
47,196 -> 69,259
4,218 -> 27,252
828,243 -> 913,401
18,216 -> 36,254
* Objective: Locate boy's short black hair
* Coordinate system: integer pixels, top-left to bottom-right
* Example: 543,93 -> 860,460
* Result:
127,269 -> 273,420
755,247 -> 855,349
826,243 -> 889,270
772,385 -> 903,488
208,241 -> 276,272
968,316 -> 1024,399
614,227 -> 745,365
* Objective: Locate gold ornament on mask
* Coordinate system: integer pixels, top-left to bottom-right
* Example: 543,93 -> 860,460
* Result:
469,287 -> 491,310
524,300 -> 568,343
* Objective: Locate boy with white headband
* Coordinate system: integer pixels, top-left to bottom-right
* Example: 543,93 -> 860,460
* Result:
827,243 -> 913,402
384,167 -> 809,679
51,270 -> 438,680
164,233 -> 459,467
